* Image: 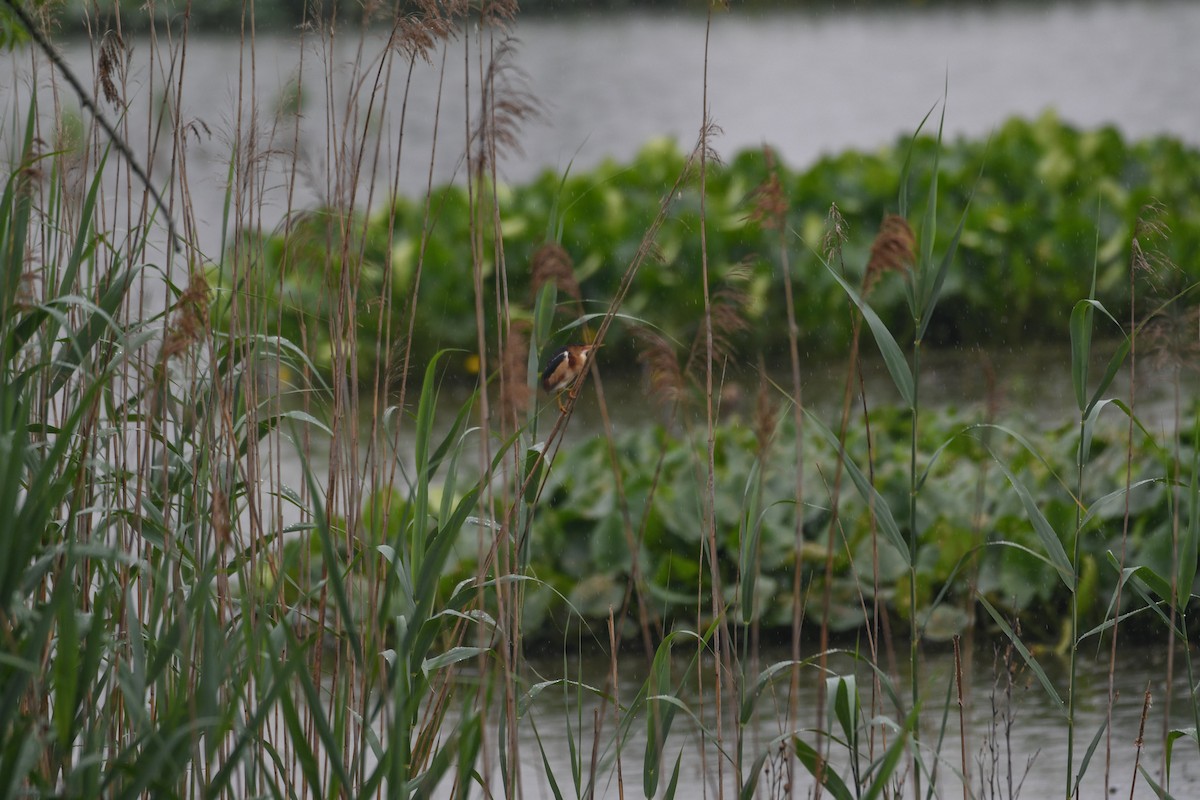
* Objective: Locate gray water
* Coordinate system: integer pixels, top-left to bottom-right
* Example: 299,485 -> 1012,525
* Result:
488,640 -> 1200,799
3,2 -> 1198,259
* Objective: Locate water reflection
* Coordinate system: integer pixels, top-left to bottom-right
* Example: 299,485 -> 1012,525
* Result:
504,639 -> 1199,799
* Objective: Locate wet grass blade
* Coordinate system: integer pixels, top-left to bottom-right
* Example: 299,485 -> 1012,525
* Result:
794,737 -> 854,800
916,188 -> 972,342
1139,765 -> 1179,800
662,750 -> 683,800
529,717 -> 566,800
985,445 -> 1075,590
1073,717 -> 1109,798
825,266 -> 913,408
1180,445 -> 1199,608
644,626 -> 713,797
278,623 -> 353,798
1069,298 -> 1129,415
806,410 -> 911,566
898,101 -> 939,219
862,706 -> 917,800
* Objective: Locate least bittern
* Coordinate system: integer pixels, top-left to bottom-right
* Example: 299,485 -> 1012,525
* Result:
540,344 -> 597,412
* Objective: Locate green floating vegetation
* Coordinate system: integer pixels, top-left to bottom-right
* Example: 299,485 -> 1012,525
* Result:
226,111 -> 1200,380
282,402 -> 1194,645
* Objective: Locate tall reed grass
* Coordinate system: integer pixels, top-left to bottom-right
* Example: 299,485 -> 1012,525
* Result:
1,2 -> 1197,798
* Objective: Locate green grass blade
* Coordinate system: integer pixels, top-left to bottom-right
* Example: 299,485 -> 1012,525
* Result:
914,95 -> 947,314
529,718 -> 567,800
806,410 -> 911,566
862,706 -> 917,800
825,265 -> 914,408
898,101 -> 939,219
985,445 -> 1075,590
916,194 -> 971,342
1069,299 -> 1094,412
1179,446 -> 1199,607
794,737 -> 854,800
1073,717 -> 1109,797
662,749 -> 684,800
1165,727 -> 1198,783
1139,765 -> 1179,800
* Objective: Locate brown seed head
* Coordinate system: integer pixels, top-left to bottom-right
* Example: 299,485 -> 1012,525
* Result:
864,214 -> 915,295
531,242 -> 581,301
500,320 -> 532,424
747,146 -> 788,231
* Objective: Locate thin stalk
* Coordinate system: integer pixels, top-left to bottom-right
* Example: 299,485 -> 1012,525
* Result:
1128,683 -> 1152,800
1104,229 -> 1144,797
909,333 -> 922,800
781,215 -> 805,800
954,636 -> 969,800
697,11 -> 727,793
1067,400 -> 1087,800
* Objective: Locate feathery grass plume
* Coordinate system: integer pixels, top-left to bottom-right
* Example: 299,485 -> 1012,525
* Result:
480,0 -> 519,28
1145,305 -> 1199,374
693,262 -> 752,375
1130,205 -> 1196,373
385,330 -> 412,389
530,241 -> 581,302
1129,202 -> 1184,296
162,266 -> 211,360
683,116 -> 724,182
391,0 -> 460,64
635,326 -> 684,411
746,146 -> 788,231
864,213 -> 916,295
500,319 -> 532,425
472,37 -> 544,180
96,31 -> 126,107
753,358 -> 778,459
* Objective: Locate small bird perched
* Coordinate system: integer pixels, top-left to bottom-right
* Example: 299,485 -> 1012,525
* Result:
540,344 -> 597,412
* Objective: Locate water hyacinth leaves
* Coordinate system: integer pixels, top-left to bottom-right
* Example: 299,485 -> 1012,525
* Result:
240,113 -> 1200,382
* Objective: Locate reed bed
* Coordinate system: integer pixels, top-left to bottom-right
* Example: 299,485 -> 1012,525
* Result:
1,2 -> 1197,798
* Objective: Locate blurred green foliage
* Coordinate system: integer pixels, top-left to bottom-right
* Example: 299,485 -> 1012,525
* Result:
227,112 -> 1200,381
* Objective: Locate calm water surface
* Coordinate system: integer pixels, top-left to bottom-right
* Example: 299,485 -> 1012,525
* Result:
2,2 -> 1197,257
469,641 -> 1200,799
